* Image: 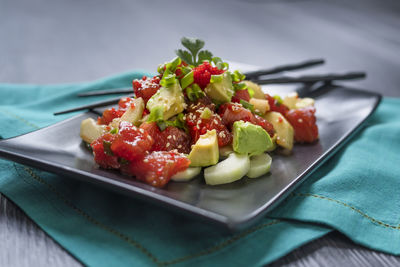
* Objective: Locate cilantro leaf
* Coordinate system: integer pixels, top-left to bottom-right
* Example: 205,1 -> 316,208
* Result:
181,37 -> 204,58
175,49 -> 194,65
197,50 -> 213,64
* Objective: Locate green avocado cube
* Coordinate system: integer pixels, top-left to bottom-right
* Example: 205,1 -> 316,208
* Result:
232,121 -> 273,156
204,72 -> 234,103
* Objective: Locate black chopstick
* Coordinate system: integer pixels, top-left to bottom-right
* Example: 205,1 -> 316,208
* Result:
78,88 -> 132,97
253,72 -> 366,85
53,94 -> 134,115
244,59 -> 325,80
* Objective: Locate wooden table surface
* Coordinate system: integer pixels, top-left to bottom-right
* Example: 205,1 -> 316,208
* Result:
1,0 -> 400,266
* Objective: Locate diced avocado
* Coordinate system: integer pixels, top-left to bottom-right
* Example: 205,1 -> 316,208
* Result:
219,145 -> 233,159
204,152 -> 250,185
120,97 -> 144,126
146,82 -> 186,120
80,118 -> 107,143
263,111 -> 294,151
171,167 -> 201,182
232,121 -> 273,156
188,130 -> 219,167
204,72 -> 234,103
266,134 -> 278,152
249,98 -> 270,115
247,153 -> 272,178
244,80 -> 265,99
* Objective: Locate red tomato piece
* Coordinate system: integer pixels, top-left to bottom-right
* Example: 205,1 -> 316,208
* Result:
91,133 -> 120,169
186,102 -> 232,147
285,107 -> 319,143
97,108 -> 125,125
218,103 -> 254,130
193,61 -> 225,89
129,151 -> 190,188
265,93 -> 290,115
140,122 -> 191,154
253,114 -> 275,137
111,121 -> 154,161
132,76 -> 161,104
231,89 -> 250,103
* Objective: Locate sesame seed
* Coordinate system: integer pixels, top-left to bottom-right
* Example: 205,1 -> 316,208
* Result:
298,118 -> 303,123
139,128 -> 144,133
173,135 -> 176,140
167,135 -> 172,139
178,145 -> 182,148
166,143 -> 170,147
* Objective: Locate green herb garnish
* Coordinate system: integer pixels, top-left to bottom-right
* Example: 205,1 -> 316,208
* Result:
102,140 -> 114,156
186,84 -> 205,102
240,99 -> 255,113
175,37 -> 213,66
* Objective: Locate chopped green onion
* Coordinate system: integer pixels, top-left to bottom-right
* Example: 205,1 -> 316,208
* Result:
212,57 -> 229,70
240,99 -> 255,113
273,95 -> 283,105
186,84 -> 204,101
247,86 -> 255,98
233,81 -> 247,91
110,128 -> 118,134
157,113 -> 187,132
102,140 -> 114,156
166,57 -> 181,72
157,64 -> 165,74
118,158 -> 130,165
210,74 -> 223,83
147,106 -> 164,122
180,71 -> 194,89
231,70 -> 246,82
160,74 -> 177,88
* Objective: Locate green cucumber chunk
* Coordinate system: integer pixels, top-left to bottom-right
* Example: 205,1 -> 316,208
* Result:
171,167 -> 202,182
204,152 -> 250,185
247,153 -> 272,178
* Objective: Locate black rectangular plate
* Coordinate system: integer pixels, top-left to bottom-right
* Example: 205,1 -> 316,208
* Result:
0,85 -> 381,231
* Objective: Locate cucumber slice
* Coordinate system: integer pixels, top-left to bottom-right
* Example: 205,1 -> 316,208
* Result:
204,153 -> 250,185
247,153 -> 272,178
171,167 -> 201,182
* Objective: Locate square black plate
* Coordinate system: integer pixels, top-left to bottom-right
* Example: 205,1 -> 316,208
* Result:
0,84 -> 381,231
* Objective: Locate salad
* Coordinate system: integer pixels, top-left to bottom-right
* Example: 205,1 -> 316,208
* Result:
80,37 -> 319,188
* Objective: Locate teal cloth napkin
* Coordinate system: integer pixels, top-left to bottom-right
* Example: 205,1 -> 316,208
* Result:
0,71 -> 398,266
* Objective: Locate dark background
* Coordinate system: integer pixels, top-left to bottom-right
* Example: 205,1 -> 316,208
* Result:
1,0 -> 400,266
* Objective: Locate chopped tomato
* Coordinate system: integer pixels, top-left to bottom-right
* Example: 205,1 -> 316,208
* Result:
253,114 -> 275,137
97,108 -> 124,125
128,151 -> 190,188
91,133 -> 120,169
265,93 -> 289,115
110,121 -> 154,161
140,122 -> 191,154
219,103 -> 253,130
186,103 -> 232,147
132,76 -> 161,104
193,61 -> 225,89
231,89 -> 250,103
285,107 -> 319,143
